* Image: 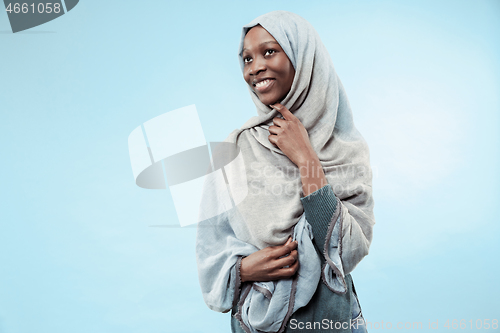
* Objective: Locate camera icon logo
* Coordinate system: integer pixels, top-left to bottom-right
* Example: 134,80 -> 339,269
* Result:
128,105 -> 248,227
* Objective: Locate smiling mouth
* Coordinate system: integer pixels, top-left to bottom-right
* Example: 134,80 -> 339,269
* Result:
253,79 -> 275,92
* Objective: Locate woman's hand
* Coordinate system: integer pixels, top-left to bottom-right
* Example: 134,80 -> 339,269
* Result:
268,103 -> 316,167
240,237 -> 299,283
268,103 -> 328,196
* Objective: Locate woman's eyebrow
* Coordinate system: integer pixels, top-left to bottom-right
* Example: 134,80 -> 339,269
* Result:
242,41 -> 280,53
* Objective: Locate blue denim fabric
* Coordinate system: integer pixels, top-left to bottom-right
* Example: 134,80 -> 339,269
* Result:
231,285 -> 368,333
351,286 -> 368,333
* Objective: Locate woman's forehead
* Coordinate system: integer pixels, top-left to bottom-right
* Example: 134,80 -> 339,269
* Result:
242,25 -> 279,50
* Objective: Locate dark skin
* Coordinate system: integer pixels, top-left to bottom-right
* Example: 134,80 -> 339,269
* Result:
240,25 -> 328,283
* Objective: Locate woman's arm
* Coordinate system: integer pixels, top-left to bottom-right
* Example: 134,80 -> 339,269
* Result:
269,103 -> 372,277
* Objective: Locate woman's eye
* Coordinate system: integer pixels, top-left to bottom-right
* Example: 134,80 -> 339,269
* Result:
243,57 -> 252,64
265,49 -> 276,56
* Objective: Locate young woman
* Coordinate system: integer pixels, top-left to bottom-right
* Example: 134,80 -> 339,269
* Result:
196,10 -> 375,333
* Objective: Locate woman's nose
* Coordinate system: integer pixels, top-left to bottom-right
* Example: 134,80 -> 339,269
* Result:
249,57 -> 266,76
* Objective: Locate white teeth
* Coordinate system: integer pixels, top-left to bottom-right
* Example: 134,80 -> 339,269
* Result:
256,79 -> 271,87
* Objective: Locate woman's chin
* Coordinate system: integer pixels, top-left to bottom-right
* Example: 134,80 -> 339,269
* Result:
256,90 -> 287,106
259,97 -> 281,107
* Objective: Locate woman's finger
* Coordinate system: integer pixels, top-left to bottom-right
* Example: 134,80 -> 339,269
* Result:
277,259 -> 300,278
272,117 -> 286,127
274,250 -> 298,269
288,258 -> 300,274
268,125 -> 283,135
284,240 -> 298,253
270,103 -> 296,121
273,239 -> 298,258
268,134 -> 278,146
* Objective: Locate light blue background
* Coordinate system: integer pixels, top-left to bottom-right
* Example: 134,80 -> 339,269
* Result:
1,1 -> 499,332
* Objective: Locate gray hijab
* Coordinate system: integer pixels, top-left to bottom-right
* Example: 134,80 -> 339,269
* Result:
224,10 -> 375,250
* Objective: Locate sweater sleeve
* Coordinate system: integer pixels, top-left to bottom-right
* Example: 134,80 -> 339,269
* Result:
300,184 -> 338,254
300,184 -> 351,293
300,183 -> 373,294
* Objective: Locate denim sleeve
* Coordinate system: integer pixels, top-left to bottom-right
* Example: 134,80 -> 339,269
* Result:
299,184 -> 338,253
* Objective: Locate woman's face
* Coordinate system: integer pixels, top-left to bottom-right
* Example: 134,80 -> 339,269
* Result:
242,25 -> 295,106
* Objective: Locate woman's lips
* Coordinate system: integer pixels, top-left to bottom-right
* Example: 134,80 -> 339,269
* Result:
254,79 -> 275,93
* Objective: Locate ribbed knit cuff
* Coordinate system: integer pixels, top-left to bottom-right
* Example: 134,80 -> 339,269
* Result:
300,184 -> 338,253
